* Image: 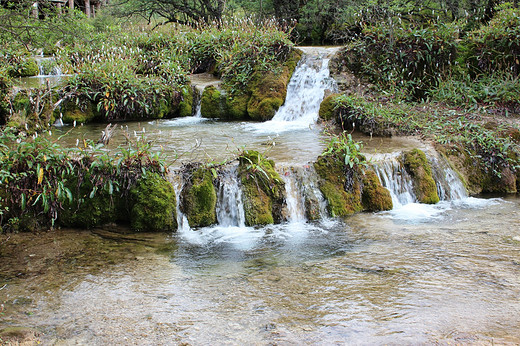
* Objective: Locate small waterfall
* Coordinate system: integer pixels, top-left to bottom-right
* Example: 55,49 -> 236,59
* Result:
171,176 -> 191,233
247,47 -> 338,133
34,56 -> 62,76
280,170 -> 306,223
215,167 -> 246,227
429,154 -> 468,200
279,165 -> 328,222
193,86 -> 203,118
372,153 -> 417,208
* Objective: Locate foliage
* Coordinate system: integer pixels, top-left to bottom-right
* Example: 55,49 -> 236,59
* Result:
342,20 -> 459,99
320,131 -> 368,169
0,129 -> 167,231
464,7 -> 520,76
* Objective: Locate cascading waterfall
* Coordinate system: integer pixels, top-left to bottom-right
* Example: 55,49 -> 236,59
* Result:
215,167 -> 246,227
248,47 -> 338,133
34,56 -> 63,76
372,151 -> 468,209
372,153 -> 417,207
171,176 -> 191,233
280,170 -> 307,223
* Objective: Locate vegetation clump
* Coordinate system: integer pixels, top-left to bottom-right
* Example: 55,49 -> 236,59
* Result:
314,132 -> 392,217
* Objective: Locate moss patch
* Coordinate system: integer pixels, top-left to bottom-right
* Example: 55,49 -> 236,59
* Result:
403,149 -> 440,204
178,87 -> 194,117
17,59 -> 39,77
238,150 -> 285,226
247,49 -> 302,121
130,173 -> 178,232
200,85 -> 229,119
61,98 -> 98,124
313,156 -> 363,217
361,170 -> 393,211
180,167 -> 217,227
319,93 -> 340,121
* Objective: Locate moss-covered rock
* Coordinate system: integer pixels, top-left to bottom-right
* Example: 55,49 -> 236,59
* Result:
238,150 -> 285,226
59,177 -> 118,228
17,58 -> 39,77
61,98 -> 98,124
178,86 -> 194,117
403,149 -> 440,204
226,93 -> 250,119
318,93 -> 340,121
130,173 -> 178,232
200,85 -> 229,119
313,155 -> 363,217
180,167 -> 217,227
361,170 -> 393,211
247,49 -> 302,121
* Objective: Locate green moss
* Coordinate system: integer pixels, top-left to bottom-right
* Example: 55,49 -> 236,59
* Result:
180,167 -> 217,227
61,98 -> 98,124
178,87 -> 194,117
403,149 -> 440,204
18,59 -> 39,77
60,178 -> 118,228
319,93 -> 340,121
227,93 -> 249,119
130,173 -> 178,232
238,150 -> 285,226
200,85 -> 228,119
313,156 -> 363,217
361,170 -> 393,211
247,49 -> 302,121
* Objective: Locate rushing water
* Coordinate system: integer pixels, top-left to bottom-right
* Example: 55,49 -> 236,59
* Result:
2,47 -> 520,344
1,196 -> 519,344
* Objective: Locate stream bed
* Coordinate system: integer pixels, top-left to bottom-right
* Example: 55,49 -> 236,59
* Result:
1,195 -> 519,344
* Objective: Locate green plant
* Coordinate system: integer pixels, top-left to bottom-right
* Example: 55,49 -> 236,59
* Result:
321,132 -> 368,169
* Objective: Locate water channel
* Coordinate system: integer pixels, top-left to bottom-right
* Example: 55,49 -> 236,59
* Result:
1,47 -> 519,345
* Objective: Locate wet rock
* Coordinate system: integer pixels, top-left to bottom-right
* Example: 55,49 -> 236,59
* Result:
180,166 -> 217,228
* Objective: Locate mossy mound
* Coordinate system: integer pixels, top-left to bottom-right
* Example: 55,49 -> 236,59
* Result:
439,144 -> 518,194
178,86 -> 194,117
361,170 -> 393,211
130,173 -> 178,232
238,150 -> 285,226
403,149 -> 440,204
13,58 -> 39,77
246,49 -> 302,121
200,85 -> 229,119
318,93 -> 340,121
180,166 -> 217,227
313,155 -> 363,217
61,98 -> 98,124
59,176 -> 119,228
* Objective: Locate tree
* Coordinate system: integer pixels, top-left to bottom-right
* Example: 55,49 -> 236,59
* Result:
112,0 -> 226,25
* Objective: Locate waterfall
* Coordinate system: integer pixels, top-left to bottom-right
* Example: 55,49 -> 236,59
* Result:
280,169 -> 306,223
171,176 -> 191,233
372,153 -> 417,208
429,154 -> 468,200
247,47 -> 338,133
193,85 -> 203,118
215,167 -> 246,227
372,151 -> 468,209
34,56 -> 62,76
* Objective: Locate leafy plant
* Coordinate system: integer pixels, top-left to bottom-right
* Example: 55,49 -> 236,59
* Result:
321,131 -> 368,169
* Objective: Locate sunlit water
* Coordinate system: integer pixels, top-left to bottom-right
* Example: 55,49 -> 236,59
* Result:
1,196 -> 519,344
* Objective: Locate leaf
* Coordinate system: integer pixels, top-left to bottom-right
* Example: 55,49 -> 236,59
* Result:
211,168 -> 217,179
37,167 -> 44,185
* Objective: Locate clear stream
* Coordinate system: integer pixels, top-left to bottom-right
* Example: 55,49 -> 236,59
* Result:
1,47 -> 519,344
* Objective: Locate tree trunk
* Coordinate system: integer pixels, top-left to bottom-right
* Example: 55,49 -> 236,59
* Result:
85,0 -> 91,18
68,0 -> 74,13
